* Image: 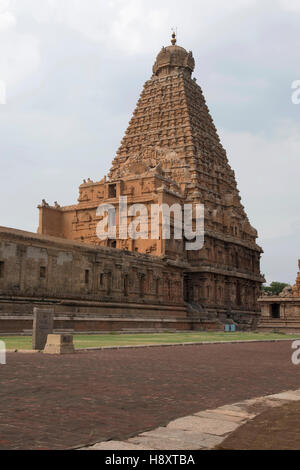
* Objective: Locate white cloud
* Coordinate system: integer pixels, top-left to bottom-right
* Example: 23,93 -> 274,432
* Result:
0,79 -> 6,104
0,0 -> 40,95
279,0 -> 300,11
221,122 -> 300,283
14,0 -> 262,55
221,121 -> 300,240
16,0 -> 169,54
0,0 -> 15,31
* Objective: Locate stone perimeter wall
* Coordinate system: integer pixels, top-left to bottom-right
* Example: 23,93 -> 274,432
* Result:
0,226 -> 193,334
0,226 -> 262,334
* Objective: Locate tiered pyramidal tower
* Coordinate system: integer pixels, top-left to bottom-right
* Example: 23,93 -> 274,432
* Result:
110,34 -> 236,203
38,34 -> 264,327
109,34 -> 258,247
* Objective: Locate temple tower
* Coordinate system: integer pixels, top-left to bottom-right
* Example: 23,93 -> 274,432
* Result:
38,33 -> 264,327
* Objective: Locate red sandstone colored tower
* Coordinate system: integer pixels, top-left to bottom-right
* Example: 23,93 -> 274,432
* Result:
38,34 -> 264,328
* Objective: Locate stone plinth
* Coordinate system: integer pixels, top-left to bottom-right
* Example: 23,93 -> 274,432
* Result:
43,334 -> 75,355
32,308 -> 54,350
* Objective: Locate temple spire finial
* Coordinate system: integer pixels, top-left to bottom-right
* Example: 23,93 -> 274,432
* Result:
171,30 -> 177,46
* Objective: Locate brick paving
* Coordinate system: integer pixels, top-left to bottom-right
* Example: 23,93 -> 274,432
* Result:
0,341 -> 299,450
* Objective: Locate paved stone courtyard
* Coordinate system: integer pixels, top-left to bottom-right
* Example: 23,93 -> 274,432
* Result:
0,341 -> 299,450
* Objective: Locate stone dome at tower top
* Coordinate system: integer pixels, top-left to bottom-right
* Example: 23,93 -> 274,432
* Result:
153,33 -> 195,77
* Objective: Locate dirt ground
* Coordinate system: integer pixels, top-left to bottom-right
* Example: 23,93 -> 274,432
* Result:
218,401 -> 300,450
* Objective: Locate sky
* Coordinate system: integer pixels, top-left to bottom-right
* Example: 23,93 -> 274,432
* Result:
0,0 -> 299,284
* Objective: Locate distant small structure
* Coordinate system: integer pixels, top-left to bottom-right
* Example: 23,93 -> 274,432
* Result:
258,261 -> 300,332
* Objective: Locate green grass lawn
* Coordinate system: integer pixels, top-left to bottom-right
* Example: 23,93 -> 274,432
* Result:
1,331 -> 300,351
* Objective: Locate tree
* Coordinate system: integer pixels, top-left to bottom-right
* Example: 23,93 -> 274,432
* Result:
262,282 -> 290,296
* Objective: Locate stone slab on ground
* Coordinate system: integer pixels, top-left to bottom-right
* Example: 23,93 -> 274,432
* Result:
128,429 -> 224,450
82,388 -> 300,451
193,410 -> 247,423
212,404 -> 255,418
83,441 -> 149,451
166,415 -> 239,435
268,391 -> 300,401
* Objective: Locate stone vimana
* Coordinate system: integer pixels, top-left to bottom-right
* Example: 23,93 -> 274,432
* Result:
0,34 -> 265,334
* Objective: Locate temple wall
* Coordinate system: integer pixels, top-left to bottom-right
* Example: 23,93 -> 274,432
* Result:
38,206 -> 63,238
187,235 -> 261,275
185,271 -> 261,330
0,226 -> 262,334
0,227 -> 185,303
187,273 -> 260,309
38,175 -> 185,258
0,226 -> 191,334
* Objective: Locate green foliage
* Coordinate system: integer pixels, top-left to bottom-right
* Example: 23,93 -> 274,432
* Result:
262,282 -> 290,296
